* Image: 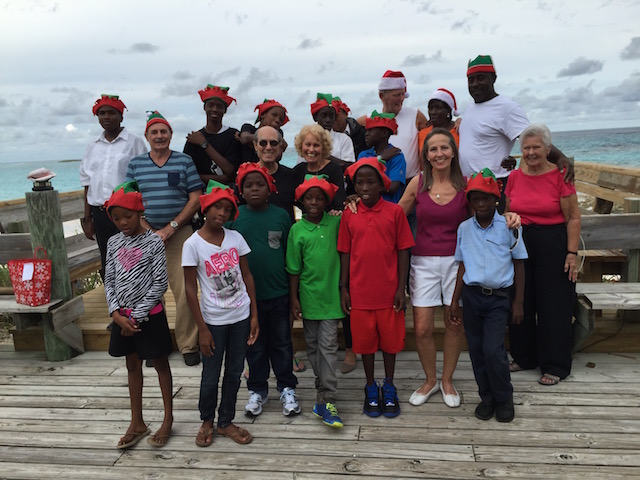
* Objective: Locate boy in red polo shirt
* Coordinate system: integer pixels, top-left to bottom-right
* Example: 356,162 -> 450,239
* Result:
338,157 -> 415,418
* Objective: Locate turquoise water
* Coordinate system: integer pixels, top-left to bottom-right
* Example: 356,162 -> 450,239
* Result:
1,127 -> 638,202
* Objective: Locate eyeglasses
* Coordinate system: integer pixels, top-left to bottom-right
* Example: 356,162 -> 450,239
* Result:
258,139 -> 280,147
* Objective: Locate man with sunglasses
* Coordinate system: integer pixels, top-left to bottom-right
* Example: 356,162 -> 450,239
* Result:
251,126 -> 296,222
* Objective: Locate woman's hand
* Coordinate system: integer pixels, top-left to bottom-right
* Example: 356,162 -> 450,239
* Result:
503,211 -> 521,229
344,194 -> 360,214
565,252 -> 579,282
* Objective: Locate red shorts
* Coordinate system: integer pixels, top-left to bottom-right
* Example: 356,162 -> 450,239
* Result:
350,307 -> 405,355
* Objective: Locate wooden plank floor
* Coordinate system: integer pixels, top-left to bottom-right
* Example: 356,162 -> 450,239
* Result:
1,347 -> 639,479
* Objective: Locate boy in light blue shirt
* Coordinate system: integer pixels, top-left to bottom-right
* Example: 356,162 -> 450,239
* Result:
450,168 -> 527,423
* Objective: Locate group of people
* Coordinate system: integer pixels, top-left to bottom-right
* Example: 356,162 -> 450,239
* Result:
79,54 -> 581,450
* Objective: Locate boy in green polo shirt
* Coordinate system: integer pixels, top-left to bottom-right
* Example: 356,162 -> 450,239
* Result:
286,175 -> 344,428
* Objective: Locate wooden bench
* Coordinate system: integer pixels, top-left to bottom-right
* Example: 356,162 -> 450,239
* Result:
574,161 -> 640,214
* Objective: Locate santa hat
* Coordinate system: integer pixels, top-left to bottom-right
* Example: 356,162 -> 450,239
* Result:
145,110 -> 172,133
198,84 -> 237,107
199,180 -> 239,219
254,99 -> 289,125
92,94 -> 126,115
467,55 -> 496,76
294,174 -> 339,202
105,181 -> 144,216
465,168 -> 501,199
310,93 -> 338,116
331,97 -> 351,114
235,162 -> 277,193
364,110 -> 398,134
428,88 -> 459,116
345,156 -> 392,190
378,70 -> 409,98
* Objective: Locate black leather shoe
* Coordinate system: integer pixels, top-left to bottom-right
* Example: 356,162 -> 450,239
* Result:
183,352 -> 201,366
474,401 -> 495,420
495,398 -> 515,423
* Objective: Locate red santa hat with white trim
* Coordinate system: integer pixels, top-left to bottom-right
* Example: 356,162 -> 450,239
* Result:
378,70 -> 410,98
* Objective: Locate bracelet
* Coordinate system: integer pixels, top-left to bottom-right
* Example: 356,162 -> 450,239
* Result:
567,250 -> 578,255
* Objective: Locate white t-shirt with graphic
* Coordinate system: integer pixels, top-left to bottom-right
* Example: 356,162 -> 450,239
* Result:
182,228 -> 251,326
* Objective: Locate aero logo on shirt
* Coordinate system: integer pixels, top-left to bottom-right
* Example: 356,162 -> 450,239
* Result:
205,248 -> 240,277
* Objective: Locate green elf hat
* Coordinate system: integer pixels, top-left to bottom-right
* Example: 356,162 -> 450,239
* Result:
331,96 -> 351,114
198,84 -> 237,106
310,93 -> 338,116
465,168 -> 501,199
199,180 -> 239,219
145,110 -> 172,133
365,110 -> 398,134
104,181 -> 144,216
345,156 -> 391,190
254,99 -> 289,125
92,94 -> 127,115
467,55 -> 496,76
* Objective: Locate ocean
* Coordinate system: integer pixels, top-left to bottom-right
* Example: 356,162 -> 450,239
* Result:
1,126 -> 639,202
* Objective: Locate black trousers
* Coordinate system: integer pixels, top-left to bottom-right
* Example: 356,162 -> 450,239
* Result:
508,223 -> 575,379
91,206 -> 120,279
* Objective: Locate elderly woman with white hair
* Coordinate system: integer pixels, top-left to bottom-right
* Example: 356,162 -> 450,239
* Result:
505,124 -> 581,386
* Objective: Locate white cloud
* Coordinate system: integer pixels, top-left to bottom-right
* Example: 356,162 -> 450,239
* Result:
65,124 -> 77,132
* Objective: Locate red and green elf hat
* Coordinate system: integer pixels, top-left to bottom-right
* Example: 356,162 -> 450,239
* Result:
365,110 -> 398,134
145,110 -> 172,132
378,70 -> 409,98
294,174 -> 339,202
310,93 -> 338,116
199,180 -> 240,219
92,94 -> 127,115
345,156 -> 392,190
254,99 -> 289,125
236,162 -> 277,193
105,181 -> 144,216
331,96 -> 351,114
198,84 -> 237,106
467,55 -> 496,76
465,168 -> 501,199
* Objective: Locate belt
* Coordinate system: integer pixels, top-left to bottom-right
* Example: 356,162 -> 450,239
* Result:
467,285 -> 512,299
119,303 -> 163,324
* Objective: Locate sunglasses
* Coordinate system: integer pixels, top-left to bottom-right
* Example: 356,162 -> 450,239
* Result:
258,139 -> 280,147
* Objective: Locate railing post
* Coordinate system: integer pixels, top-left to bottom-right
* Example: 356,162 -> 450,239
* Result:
622,198 -> 639,322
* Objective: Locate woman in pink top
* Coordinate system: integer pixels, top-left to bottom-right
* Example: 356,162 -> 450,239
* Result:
505,124 -> 580,386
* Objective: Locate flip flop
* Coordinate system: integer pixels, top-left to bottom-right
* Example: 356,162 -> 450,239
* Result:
538,373 -> 561,386
293,356 -> 306,372
217,424 -> 253,445
147,433 -> 170,448
196,425 -> 214,447
116,427 -> 150,449
509,361 -> 524,373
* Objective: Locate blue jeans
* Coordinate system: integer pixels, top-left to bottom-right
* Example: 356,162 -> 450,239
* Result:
199,317 -> 250,427
246,295 -> 297,397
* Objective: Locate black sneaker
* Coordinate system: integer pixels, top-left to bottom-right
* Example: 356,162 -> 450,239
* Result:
495,398 -> 515,423
474,401 -> 495,421
381,378 -> 401,418
183,352 -> 201,366
363,382 -> 382,417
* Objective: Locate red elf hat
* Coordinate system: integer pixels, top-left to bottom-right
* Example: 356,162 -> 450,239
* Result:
465,168 -> 501,199
199,180 -> 240,219
345,156 -> 391,190
294,174 -> 339,202
378,70 -> 409,98
145,110 -> 172,132
310,93 -> 338,116
235,162 -> 277,193
198,84 -> 237,106
365,110 -> 398,134
331,97 -> 350,114
92,94 -> 127,115
254,99 -> 289,125
105,181 -> 144,217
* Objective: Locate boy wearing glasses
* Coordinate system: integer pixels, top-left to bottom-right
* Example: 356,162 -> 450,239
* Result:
449,168 -> 527,423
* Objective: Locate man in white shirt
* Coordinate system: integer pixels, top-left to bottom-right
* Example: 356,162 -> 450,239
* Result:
79,94 -> 147,276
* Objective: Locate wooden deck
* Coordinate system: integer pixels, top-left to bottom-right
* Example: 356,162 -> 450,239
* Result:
1,346 -> 639,478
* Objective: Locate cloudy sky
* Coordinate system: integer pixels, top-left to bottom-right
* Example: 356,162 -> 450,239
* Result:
1,0 -> 639,164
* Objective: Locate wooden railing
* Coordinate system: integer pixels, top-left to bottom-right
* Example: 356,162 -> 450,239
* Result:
574,161 -> 640,213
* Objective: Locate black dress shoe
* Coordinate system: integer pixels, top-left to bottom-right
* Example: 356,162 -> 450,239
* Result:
474,401 -> 495,421
183,352 -> 201,366
495,398 -> 515,423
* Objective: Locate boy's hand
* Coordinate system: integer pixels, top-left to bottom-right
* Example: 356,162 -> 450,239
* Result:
113,311 -> 140,337
291,298 -> 303,320
199,326 -> 215,356
449,304 -> 462,324
247,315 -> 259,345
340,289 -> 351,314
511,302 -> 524,325
380,146 -> 401,162
393,288 -> 406,312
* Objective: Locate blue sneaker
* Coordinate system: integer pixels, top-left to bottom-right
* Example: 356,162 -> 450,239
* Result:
363,382 -> 382,417
312,402 -> 326,419
381,378 -> 401,418
322,402 -> 344,428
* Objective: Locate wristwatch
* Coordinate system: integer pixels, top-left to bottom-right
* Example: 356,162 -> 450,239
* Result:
201,141 -> 208,149
169,220 -> 179,230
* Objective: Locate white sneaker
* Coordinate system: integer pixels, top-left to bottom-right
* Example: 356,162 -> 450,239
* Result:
244,391 -> 268,416
280,387 -> 301,416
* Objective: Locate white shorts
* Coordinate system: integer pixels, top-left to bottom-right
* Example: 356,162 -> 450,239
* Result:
410,255 -> 459,308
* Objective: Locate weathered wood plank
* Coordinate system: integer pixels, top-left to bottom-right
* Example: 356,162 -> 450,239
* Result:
474,445 -> 640,467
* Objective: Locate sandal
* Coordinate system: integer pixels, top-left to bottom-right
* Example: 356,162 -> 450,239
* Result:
509,361 -> 524,373
217,424 -> 253,445
116,427 -> 150,449
196,423 -> 214,447
293,355 -> 306,373
538,373 -> 561,386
